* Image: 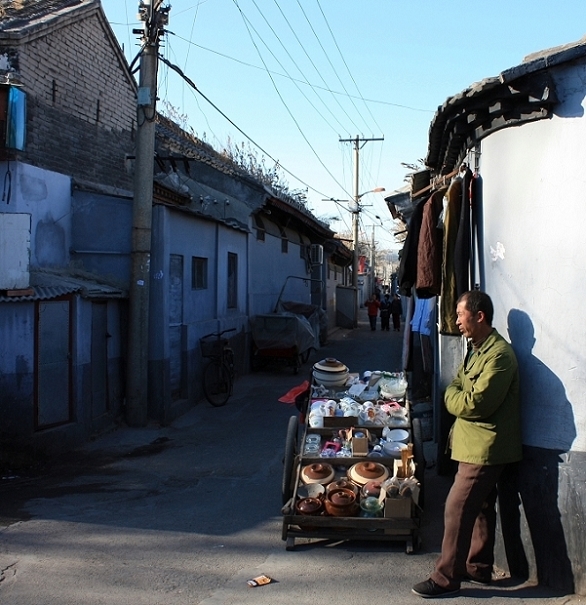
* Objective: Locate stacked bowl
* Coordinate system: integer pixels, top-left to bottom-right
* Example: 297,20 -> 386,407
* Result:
312,358 -> 349,388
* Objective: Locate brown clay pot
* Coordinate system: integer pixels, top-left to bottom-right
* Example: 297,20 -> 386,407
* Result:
324,487 -> 359,517
326,478 -> 359,496
301,462 -> 335,485
348,461 -> 389,485
295,497 -> 324,516
361,480 -> 382,499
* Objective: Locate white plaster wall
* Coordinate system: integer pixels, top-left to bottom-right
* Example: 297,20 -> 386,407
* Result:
480,62 -> 586,453
248,235 -> 311,316
0,162 -> 72,269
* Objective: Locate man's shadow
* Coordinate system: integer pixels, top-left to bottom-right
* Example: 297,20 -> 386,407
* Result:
498,309 -> 576,593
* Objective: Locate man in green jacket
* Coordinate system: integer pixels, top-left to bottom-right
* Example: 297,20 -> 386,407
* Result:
412,290 -> 522,598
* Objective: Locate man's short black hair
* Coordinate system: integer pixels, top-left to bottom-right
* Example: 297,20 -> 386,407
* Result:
458,290 -> 494,325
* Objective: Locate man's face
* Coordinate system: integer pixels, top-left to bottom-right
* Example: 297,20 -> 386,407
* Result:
455,300 -> 482,339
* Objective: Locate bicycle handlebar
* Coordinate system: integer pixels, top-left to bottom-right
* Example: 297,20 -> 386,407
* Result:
201,327 -> 236,340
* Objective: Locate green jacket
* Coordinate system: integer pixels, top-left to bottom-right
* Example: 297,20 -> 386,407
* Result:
445,329 -> 522,465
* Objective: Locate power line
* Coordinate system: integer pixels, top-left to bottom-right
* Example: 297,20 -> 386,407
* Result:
269,0 -> 364,133
295,0 -> 373,135
315,0 -> 384,133
164,31 -> 433,113
157,54 -> 350,202
231,0 -> 351,197
240,0 -> 352,135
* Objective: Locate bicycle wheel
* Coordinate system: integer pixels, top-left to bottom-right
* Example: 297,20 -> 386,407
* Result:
282,415 -> 299,504
203,359 -> 232,407
224,348 -> 235,382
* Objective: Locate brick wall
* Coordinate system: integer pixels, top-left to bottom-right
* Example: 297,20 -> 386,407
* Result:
7,11 -> 137,189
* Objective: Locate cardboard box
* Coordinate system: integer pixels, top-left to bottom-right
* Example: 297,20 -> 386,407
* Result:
384,496 -> 413,518
350,428 -> 370,456
323,416 -> 358,428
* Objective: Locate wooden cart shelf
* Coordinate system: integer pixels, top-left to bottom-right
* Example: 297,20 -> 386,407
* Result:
281,406 -> 424,553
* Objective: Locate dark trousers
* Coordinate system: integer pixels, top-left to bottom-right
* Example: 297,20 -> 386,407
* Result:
431,462 -> 505,589
381,313 -> 390,330
392,313 -> 401,330
368,315 -> 377,330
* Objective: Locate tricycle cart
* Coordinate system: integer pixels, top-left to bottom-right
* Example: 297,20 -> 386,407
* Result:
251,313 -> 315,374
280,376 -> 424,553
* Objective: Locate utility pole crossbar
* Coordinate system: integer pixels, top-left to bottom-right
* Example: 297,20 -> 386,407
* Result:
339,135 -> 384,327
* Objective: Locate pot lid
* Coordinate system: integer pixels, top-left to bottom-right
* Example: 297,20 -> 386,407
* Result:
313,358 -> 348,373
296,497 -> 323,514
327,488 -> 356,507
348,462 -> 390,485
301,463 -> 335,485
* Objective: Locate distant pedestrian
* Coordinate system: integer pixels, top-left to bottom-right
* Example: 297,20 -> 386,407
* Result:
379,294 -> 391,331
390,294 -> 402,331
364,294 -> 380,331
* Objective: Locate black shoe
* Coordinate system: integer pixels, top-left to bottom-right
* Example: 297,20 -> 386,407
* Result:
412,579 -> 460,598
464,574 -> 491,586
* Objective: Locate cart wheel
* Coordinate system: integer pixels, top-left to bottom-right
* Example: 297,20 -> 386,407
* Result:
282,415 -> 299,504
286,536 -> 296,551
300,348 -> 312,364
412,417 -> 426,509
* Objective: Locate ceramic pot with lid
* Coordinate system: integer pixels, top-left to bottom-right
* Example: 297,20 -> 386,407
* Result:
300,462 -> 335,485
326,478 -> 359,496
361,480 -> 383,499
324,487 -> 359,517
295,497 -> 324,516
348,461 -> 390,486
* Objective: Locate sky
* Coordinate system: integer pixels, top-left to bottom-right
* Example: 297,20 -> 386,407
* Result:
101,0 -> 586,249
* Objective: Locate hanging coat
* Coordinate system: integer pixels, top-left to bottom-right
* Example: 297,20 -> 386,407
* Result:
454,166 -> 473,296
440,178 -> 462,335
415,188 -> 447,298
397,198 -> 426,297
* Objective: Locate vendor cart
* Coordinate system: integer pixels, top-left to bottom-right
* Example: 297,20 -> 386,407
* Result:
251,313 -> 315,374
280,373 -> 425,553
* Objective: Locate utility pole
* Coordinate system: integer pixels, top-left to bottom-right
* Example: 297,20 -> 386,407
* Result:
371,224 -> 376,292
126,0 -> 169,427
339,135 -> 384,327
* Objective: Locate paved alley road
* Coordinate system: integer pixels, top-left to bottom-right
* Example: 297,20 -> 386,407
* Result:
0,311 -> 579,605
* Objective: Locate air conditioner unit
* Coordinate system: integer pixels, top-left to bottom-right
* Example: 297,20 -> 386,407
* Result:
310,244 -> 323,265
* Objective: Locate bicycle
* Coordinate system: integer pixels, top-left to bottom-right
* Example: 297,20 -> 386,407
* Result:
200,328 -> 236,406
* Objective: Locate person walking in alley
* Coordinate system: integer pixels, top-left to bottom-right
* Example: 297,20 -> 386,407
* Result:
390,293 -> 402,331
380,293 -> 391,331
412,290 -> 522,598
364,294 -> 380,331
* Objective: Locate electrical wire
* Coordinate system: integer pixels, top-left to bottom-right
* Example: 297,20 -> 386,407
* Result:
295,0 -> 374,135
269,0 -> 364,134
165,31 -> 433,113
235,0 -> 350,135
314,0 -> 384,134
157,54 -> 349,202
231,0 -> 352,198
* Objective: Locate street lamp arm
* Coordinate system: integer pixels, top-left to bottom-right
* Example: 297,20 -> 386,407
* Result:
356,186 -> 385,200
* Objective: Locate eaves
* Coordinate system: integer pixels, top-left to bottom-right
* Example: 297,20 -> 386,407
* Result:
424,37 -> 586,174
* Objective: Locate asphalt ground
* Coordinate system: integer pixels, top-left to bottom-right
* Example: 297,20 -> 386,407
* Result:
0,308 -> 581,605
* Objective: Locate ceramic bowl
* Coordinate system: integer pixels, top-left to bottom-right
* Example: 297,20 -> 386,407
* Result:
382,441 -> 408,458
386,428 -> 410,443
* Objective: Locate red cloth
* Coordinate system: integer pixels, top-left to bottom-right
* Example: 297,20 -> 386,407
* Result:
278,380 -> 309,405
